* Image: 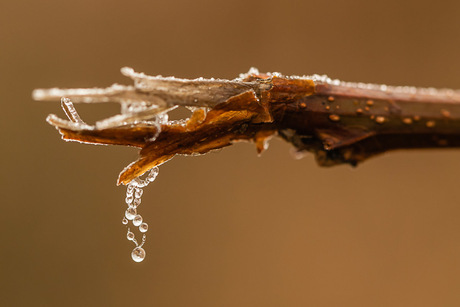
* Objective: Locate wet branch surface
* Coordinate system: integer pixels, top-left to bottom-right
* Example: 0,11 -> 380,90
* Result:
34,68 -> 460,185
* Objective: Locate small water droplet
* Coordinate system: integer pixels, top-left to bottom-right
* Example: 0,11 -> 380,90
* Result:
299,102 -> 307,108
139,223 -> 148,233
131,247 -> 146,262
133,215 -> 143,227
327,96 -> 335,102
135,188 -> 143,198
356,108 -> 363,114
366,100 -> 374,106
127,231 -> 135,241
325,105 -> 330,110
329,114 -> 340,122
426,120 -> 436,128
125,207 -> 137,220
147,167 -> 159,182
413,115 -> 421,121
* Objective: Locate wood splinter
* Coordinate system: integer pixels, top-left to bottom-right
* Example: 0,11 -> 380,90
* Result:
33,67 -> 460,185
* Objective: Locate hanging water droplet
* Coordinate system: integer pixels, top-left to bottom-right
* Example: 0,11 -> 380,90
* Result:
147,167 -> 159,182
139,223 -> 148,233
135,188 -> 143,198
131,247 -> 146,262
133,215 -> 143,226
125,207 -> 137,220
127,231 -> 135,241
127,185 -> 135,194
121,166 -> 161,262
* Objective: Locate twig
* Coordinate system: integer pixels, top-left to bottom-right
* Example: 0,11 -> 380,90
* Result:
33,67 -> 460,185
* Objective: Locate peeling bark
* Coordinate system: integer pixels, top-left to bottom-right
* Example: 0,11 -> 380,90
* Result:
34,68 -> 460,184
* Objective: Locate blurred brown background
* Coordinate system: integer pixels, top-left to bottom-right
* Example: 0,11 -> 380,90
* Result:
1,0 -> 460,306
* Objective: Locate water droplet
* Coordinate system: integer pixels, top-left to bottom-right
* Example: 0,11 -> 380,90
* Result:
133,215 -> 143,226
327,96 -> 335,102
426,120 -> 436,128
122,217 -> 128,225
131,247 -> 146,262
413,115 -> 421,121
366,100 -> 374,106
299,102 -> 307,108
325,105 -> 330,110
135,188 -> 143,198
329,114 -> 340,122
356,108 -> 363,114
139,223 -> 148,233
127,231 -> 135,241
147,167 -> 159,182
127,185 -> 135,194
125,207 -> 137,220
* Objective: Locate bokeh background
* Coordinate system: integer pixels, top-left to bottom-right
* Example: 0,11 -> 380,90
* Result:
1,0 -> 460,306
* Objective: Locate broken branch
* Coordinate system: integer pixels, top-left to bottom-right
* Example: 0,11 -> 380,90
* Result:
33,67 -> 460,185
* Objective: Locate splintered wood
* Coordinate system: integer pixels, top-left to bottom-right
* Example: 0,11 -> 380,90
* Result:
34,68 -> 460,184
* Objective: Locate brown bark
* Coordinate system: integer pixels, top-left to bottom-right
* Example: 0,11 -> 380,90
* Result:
34,69 -> 460,185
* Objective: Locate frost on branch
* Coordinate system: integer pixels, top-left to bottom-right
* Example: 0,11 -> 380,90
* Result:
33,67 -> 283,185
34,67 -> 460,185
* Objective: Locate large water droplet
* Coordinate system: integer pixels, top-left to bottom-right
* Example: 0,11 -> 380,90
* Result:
131,247 -> 146,262
133,215 -> 143,226
139,223 -> 148,233
125,207 -> 137,220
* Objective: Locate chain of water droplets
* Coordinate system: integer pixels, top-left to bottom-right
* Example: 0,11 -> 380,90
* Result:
121,167 -> 159,262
